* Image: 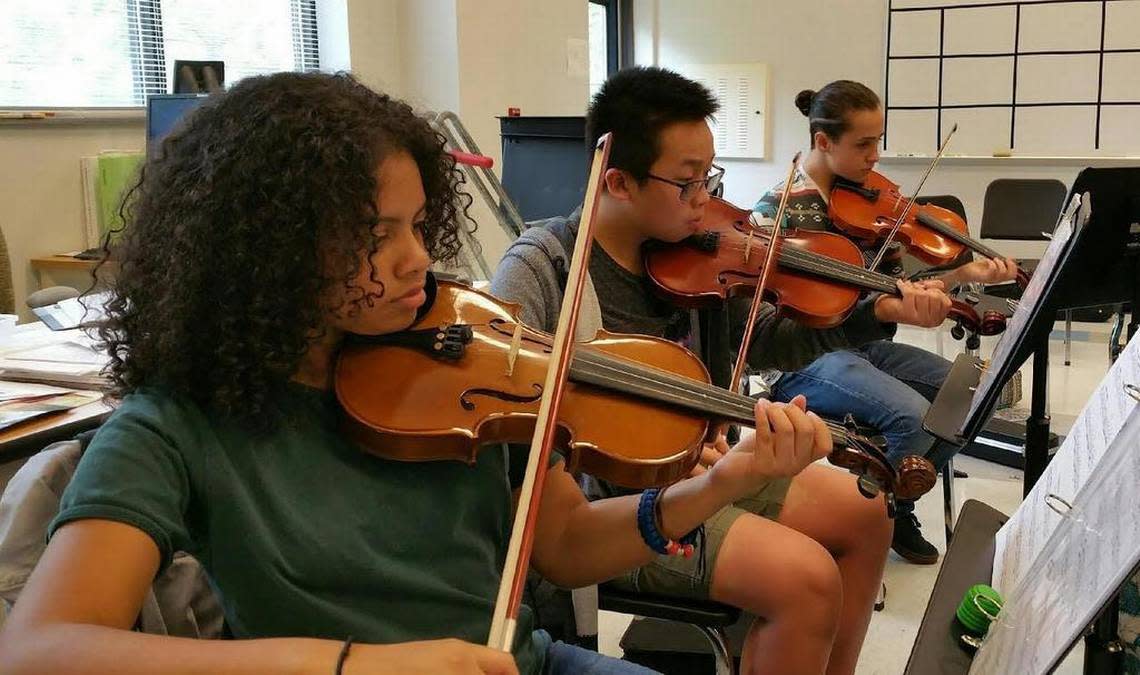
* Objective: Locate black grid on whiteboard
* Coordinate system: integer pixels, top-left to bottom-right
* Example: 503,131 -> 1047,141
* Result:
884,0 -> 1140,152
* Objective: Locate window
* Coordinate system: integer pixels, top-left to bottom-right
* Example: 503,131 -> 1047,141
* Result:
0,0 -> 319,108
588,0 -> 631,96
588,1 -> 614,96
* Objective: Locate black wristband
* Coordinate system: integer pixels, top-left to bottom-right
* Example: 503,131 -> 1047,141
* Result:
335,636 -> 354,675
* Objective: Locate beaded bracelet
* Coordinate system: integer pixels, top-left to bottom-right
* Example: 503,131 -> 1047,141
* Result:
637,487 -> 701,557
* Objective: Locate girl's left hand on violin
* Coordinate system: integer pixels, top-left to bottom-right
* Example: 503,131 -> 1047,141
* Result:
707,396 -> 832,502
688,433 -> 729,478
873,279 -> 953,328
952,256 -> 1020,285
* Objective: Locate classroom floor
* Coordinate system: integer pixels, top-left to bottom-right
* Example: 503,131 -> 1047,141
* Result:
597,316 -> 1122,674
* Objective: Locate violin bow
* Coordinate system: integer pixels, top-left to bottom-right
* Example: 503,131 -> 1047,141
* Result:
867,123 -> 959,271
728,152 -> 801,397
486,133 -> 613,652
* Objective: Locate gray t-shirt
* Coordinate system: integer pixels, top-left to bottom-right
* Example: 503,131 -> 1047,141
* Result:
588,242 -> 691,344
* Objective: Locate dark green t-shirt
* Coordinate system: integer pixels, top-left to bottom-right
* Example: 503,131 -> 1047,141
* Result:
49,385 -> 548,674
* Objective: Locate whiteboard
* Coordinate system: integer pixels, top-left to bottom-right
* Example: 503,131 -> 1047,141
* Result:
884,0 -> 1140,157
678,63 -> 768,160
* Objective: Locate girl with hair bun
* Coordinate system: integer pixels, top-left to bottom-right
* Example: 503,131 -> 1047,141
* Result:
753,79 -> 1017,566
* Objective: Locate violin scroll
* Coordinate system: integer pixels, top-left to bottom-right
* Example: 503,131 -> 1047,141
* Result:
826,416 -> 937,514
896,455 -> 938,501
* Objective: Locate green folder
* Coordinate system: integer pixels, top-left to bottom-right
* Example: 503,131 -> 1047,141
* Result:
94,153 -> 143,244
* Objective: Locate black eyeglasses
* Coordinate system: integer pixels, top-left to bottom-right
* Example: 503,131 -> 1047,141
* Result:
646,164 -> 725,202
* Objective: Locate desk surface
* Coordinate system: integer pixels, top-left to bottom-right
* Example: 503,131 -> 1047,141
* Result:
29,255 -> 106,271
0,398 -> 112,461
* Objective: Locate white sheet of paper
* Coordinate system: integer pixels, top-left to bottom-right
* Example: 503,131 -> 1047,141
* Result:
962,195 -> 1082,432
992,329 -> 1140,593
0,380 -> 74,402
972,407 -> 1140,674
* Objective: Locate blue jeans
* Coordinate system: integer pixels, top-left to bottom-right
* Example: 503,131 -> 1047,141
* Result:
770,340 -> 953,514
543,635 -> 661,674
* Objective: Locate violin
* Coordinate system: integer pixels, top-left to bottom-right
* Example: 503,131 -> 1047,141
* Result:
644,196 -> 1007,338
335,276 -> 938,501
830,170 -> 1030,288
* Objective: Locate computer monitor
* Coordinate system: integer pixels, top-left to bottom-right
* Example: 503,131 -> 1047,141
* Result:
146,94 -> 208,155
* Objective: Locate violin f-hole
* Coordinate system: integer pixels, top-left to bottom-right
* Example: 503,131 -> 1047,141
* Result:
460,383 -> 544,411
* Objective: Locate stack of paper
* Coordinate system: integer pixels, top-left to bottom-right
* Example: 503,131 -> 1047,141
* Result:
0,324 -> 108,389
0,383 -> 103,432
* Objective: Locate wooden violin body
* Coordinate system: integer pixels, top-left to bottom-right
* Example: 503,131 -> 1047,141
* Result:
337,279 -> 706,488
645,196 -> 1008,337
646,198 -> 865,328
336,279 -> 937,500
830,171 -> 1030,288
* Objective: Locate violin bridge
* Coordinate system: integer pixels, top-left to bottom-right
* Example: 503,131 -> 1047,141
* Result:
506,322 -> 524,376
744,229 -> 755,262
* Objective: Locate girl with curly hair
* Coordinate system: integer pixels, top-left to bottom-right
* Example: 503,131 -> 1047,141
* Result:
0,72 -> 830,675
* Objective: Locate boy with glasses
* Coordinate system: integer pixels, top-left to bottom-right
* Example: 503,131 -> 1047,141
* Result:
490,66 -> 953,674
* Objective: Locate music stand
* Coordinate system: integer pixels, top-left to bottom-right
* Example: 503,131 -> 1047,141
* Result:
924,193 -> 1090,490
910,170 -> 1140,674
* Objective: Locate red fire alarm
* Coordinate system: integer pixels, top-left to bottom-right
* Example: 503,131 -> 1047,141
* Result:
507,107 -> 521,117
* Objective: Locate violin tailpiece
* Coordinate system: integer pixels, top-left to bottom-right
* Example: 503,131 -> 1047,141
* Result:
687,230 -> 720,253
353,325 -> 472,361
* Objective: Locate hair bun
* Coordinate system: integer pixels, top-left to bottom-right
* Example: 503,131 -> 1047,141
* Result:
794,89 -> 816,117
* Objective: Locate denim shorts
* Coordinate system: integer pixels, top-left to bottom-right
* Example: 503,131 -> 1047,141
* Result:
541,631 -> 661,674
606,477 -> 792,599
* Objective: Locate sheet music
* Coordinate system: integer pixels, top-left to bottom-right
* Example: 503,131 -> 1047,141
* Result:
991,329 -> 1140,594
971,407 -> 1140,674
961,195 -> 1082,433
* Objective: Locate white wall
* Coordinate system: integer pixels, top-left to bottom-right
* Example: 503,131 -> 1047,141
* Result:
0,122 -> 145,320
636,0 -> 1139,259
342,0 -> 403,95
325,0 -> 590,269
398,0 -> 460,113
453,0 -> 589,266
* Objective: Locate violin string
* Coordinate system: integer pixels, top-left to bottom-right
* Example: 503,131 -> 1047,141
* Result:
914,211 -> 1004,259
688,238 -> 899,292
462,327 -> 852,442
692,225 -> 895,286
563,348 -> 854,443
572,356 -> 853,444
718,243 -> 894,288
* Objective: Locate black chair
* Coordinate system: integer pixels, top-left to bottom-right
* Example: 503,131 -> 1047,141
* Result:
979,179 -> 1068,240
598,582 -> 739,675
980,179 -> 1091,364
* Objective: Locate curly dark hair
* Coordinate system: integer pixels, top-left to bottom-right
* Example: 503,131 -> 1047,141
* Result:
585,66 -> 719,181
97,72 -> 471,423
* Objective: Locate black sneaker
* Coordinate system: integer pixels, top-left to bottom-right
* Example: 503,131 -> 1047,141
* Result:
892,512 -> 940,565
